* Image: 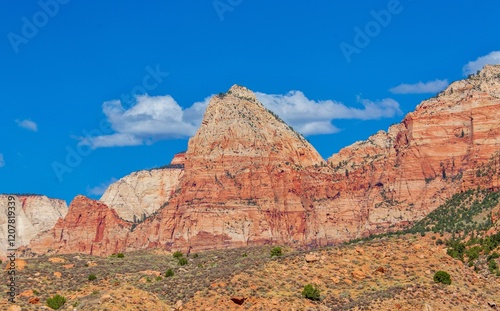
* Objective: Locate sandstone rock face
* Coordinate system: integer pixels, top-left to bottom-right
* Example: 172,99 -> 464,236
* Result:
26,195 -> 131,256
128,68 -> 500,252
27,66 -> 500,256
328,64 -> 500,234
170,152 -> 186,166
100,164 -> 184,222
0,195 -> 67,257
128,84 -> 330,251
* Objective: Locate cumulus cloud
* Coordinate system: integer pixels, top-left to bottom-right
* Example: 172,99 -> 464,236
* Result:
79,95 -> 208,148
463,51 -> 500,76
389,79 -> 449,94
256,91 -> 402,135
87,178 -> 118,197
81,90 -> 402,147
16,119 -> 38,132
0,154 -> 5,168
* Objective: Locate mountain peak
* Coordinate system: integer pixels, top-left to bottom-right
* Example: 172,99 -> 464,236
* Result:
187,85 -> 324,167
227,84 -> 258,102
477,64 -> 500,78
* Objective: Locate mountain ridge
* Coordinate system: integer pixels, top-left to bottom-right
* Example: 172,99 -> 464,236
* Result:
22,65 -> 500,256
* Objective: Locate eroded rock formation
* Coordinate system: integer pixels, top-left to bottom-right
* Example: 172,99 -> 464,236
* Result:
26,65 -> 500,256
0,195 -> 67,257
26,195 -> 131,256
100,154 -> 184,222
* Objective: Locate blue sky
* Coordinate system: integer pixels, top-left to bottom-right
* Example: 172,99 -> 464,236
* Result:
1,0 -> 500,203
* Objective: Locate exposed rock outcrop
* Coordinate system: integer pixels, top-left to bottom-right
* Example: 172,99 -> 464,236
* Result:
26,195 -> 131,256
26,65 -> 500,256
100,154 -> 184,222
128,67 -> 500,252
328,64 -> 500,233
128,84 -> 330,251
0,195 -> 67,257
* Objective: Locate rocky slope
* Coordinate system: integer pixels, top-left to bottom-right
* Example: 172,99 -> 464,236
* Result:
128,67 -> 500,252
100,153 -> 185,222
0,195 -> 67,257
127,84 -> 336,252
26,65 -> 500,256
7,234 -> 500,310
328,64 -> 500,233
26,195 -> 131,256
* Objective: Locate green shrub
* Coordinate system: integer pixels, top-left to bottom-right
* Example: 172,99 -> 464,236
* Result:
301,284 -> 320,301
155,276 -> 163,281
178,257 -> 188,266
433,271 -> 451,285
487,252 -> 500,262
46,294 -> 66,310
165,269 -> 174,277
270,246 -> 283,257
192,253 -> 199,258
489,259 -> 498,273
465,245 -> 482,262
88,274 -> 97,281
117,253 -> 125,258
173,251 -> 183,259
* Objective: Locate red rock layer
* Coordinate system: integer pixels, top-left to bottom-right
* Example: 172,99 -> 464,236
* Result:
128,67 -> 500,252
26,195 -> 131,256
27,66 -> 500,256
170,152 -> 186,166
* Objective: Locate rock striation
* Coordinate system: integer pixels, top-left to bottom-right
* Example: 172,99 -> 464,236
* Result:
26,65 -> 500,256
26,195 -> 131,256
100,154 -> 185,222
328,64 -> 500,233
0,195 -> 67,257
127,84 -> 333,252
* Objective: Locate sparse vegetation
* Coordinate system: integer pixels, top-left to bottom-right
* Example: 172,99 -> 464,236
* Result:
302,284 -> 321,301
433,271 -> 451,285
165,268 -> 174,277
46,294 -> 66,310
88,274 -> 97,281
173,251 -> 183,259
270,246 -> 282,257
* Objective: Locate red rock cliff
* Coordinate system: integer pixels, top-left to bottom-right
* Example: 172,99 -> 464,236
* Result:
328,65 -> 500,234
26,195 -> 132,256
27,66 -> 500,256
127,85 -> 333,251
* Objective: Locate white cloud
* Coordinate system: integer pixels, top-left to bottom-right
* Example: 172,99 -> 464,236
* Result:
256,91 -> 402,135
16,119 -> 38,132
389,79 -> 449,94
87,178 -> 117,197
81,90 -> 402,147
463,51 -> 500,76
79,95 -> 208,149
0,154 -> 5,168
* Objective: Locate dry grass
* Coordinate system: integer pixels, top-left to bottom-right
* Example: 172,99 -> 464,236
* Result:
1,235 -> 499,310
